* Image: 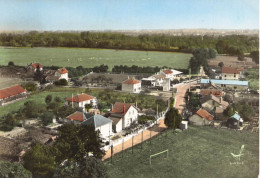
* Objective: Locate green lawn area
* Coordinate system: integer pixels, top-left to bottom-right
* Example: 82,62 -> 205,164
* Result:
0,47 -> 191,70
105,126 -> 259,178
0,87 -> 166,118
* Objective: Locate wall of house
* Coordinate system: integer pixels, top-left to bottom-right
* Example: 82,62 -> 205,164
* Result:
96,122 -> 112,138
122,83 -> 141,93
123,106 -> 138,128
202,100 -> 215,112
189,114 -> 211,126
221,73 -> 239,80
114,119 -> 123,133
60,73 -> 69,80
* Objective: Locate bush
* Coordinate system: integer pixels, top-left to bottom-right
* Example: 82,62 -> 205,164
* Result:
40,111 -> 54,126
22,83 -> 37,92
8,61 -> 15,66
54,79 -> 68,86
0,161 -> 32,178
138,115 -> 155,124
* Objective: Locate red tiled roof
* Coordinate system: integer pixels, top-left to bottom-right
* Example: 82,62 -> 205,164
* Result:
66,111 -> 84,122
0,85 -> 26,100
196,109 -> 213,121
66,93 -> 95,103
123,78 -> 140,84
200,89 -> 222,97
111,102 -> 132,115
31,63 -> 42,69
163,69 -> 173,74
58,68 -> 68,74
222,67 -> 239,74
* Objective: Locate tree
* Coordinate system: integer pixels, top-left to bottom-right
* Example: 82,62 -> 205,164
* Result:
22,83 -> 37,92
56,105 -> 76,119
8,61 -> 14,66
53,157 -> 107,178
218,62 -> 224,68
85,103 -> 93,112
23,143 -> 56,176
237,54 -> 245,61
250,51 -> 259,64
45,95 -> 52,104
23,101 -> 39,118
0,161 -> 32,178
54,124 -> 104,163
40,111 -> 54,126
223,94 -> 233,103
54,96 -> 62,103
164,108 -> 182,132
54,79 -> 68,86
0,113 -> 18,131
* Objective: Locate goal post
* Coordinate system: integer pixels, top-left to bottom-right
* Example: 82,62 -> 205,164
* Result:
149,149 -> 168,165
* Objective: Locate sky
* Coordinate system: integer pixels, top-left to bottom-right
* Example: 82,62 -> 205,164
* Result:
0,0 -> 259,31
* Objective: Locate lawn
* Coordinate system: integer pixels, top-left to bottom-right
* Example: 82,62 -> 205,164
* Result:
0,87 -> 166,118
105,126 -> 259,178
0,47 -> 191,70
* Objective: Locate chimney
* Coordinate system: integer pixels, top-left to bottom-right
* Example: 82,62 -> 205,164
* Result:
128,76 -> 129,79
135,102 -> 137,108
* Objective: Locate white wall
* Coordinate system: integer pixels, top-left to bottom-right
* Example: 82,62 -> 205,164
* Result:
123,106 -> 138,128
122,83 -> 141,93
96,122 -> 112,138
221,73 -> 239,80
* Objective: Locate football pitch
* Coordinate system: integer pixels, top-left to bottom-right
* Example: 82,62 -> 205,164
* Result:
105,126 -> 259,178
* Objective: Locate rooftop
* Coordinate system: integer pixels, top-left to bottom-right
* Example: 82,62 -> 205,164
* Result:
110,102 -> 132,115
58,68 -> 68,74
196,109 -> 213,121
0,85 -> 26,100
66,93 -> 95,103
200,89 -> 222,97
222,67 -> 239,74
123,78 -> 140,84
200,79 -> 248,86
31,63 -> 42,69
82,114 -> 112,128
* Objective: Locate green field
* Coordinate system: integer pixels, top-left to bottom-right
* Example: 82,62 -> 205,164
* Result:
105,126 -> 259,178
0,47 -> 191,70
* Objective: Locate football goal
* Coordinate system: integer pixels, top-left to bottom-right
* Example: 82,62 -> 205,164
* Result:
149,149 -> 168,165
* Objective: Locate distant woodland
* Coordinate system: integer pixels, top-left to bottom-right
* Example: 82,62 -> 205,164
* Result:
0,31 -> 258,55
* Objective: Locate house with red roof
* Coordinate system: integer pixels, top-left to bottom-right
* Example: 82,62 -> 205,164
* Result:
107,102 -> 138,133
66,93 -> 97,111
189,108 -> 214,126
122,77 -> 141,93
0,85 -> 27,106
27,63 -> 43,72
55,68 -> 69,81
221,67 -> 239,80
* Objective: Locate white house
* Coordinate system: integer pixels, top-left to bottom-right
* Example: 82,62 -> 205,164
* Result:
160,69 -> 182,81
108,102 -> 138,133
55,68 -> 69,81
66,93 -> 97,111
122,77 -> 141,93
221,67 -> 239,80
64,111 -> 112,138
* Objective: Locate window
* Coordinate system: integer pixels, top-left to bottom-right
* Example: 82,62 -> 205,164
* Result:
225,75 -> 227,77
234,73 -> 236,77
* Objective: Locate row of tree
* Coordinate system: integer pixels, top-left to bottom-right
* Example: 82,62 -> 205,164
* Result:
0,31 -> 258,55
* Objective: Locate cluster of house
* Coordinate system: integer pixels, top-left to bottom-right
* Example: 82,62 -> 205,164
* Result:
27,62 -> 69,83
63,93 -> 139,138
188,66 -> 248,129
121,68 -> 183,93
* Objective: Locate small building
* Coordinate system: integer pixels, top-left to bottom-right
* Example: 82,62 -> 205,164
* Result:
55,68 -> 69,81
162,78 -> 171,91
180,121 -> 188,130
200,95 -> 229,114
122,77 -> 141,93
227,113 -> 243,129
221,67 -> 239,80
200,79 -> 248,91
0,85 -> 27,106
27,63 -> 43,72
66,93 -> 97,111
160,69 -> 182,80
107,102 -> 138,133
200,89 -> 223,97
189,108 -> 214,126
64,111 -> 112,138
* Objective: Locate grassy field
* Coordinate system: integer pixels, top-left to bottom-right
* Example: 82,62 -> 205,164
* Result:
105,126 -> 259,178
0,78 -> 24,89
0,47 -> 191,70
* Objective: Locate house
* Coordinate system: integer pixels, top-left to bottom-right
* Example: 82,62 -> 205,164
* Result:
64,111 -> 112,138
122,77 -> 141,93
66,93 -> 97,111
0,85 -> 27,106
200,95 -> 229,115
221,67 -> 239,80
200,79 -> 248,91
27,63 -> 43,72
107,102 -> 138,133
160,69 -> 182,80
162,78 -> 171,91
189,108 -> 214,126
227,113 -> 243,129
55,68 -> 69,81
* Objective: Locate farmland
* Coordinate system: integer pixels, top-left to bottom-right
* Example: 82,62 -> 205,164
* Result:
105,126 -> 259,178
0,47 -> 191,70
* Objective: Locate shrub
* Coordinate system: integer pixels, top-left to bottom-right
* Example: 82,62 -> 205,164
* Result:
138,115 -> 155,124
54,79 -> 68,86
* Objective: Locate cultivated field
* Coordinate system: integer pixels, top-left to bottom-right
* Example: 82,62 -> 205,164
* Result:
105,126 -> 259,178
0,47 -> 191,70
0,78 -> 24,89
